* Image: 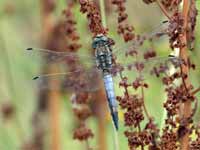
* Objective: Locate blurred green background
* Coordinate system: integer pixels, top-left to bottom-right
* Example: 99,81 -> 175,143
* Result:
0,0 -> 200,150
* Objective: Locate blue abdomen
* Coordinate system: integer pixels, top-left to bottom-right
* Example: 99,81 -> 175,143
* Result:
103,74 -> 118,130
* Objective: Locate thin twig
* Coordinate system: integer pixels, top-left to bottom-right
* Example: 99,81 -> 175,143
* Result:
156,0 -> 171,19
100,0 -> 107,28
191,87 -> 200,95
141,86 -> 151,120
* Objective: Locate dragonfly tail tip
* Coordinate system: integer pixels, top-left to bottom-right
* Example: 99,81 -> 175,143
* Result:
111,111 -> 119,131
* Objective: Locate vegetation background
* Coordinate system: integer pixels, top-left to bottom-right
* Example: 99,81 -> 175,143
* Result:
0,0 -> 200,150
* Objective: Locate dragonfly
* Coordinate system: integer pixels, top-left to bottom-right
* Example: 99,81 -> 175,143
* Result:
26,21 -> 182,130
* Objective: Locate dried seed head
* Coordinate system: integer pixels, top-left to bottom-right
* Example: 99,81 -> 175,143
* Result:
142,0 -> 182,11
160,128 -> 178,150
64,3 -> 94,142
161,0 -> 182,11
112,0 -> 135,42
187,0 -> 198,50
73,123 -> 94,141
73,106 -> 92,120
79,0 -> 107,35
168,11 -> 185,49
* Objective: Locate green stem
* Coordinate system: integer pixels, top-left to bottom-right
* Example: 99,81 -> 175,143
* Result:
0,27 -> 25,139
160,108 -> 167,134
112,122 -> 119,150
99,0 -> 107,28
86,140 -> 90,150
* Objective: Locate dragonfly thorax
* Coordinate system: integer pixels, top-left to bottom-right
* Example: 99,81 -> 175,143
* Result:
92,34 -> 113,73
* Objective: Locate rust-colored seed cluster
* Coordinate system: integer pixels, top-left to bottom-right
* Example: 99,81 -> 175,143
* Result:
161,0 -> 182,11
124,130 -> 152,149
60,0 -> 200,149
71,94 -> 94,141
160,67 -> 198,149
142,0 -> 182,11
143,0 -> 198,51
79,0 -> 107,36
162,71 -> 197,134
168,11 -> 184,49
63,5 -> 82,52
112,0 -> 199,149
190,124 -> 200,150
73,123 -> 94,141
117,76 -> 145,128
143,49 -> 157,60
63,4 -> 94,142
160,128 -> 178,150
187,0 -> 198,50
162,72 -> 196,102
116,48 -> 166,149
118,92 -> 144,127
73,105 -> 92,121
111,0 -> 135,42
164,83 -> 195,117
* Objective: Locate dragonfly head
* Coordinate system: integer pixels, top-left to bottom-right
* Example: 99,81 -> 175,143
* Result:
92,34 -> 109,49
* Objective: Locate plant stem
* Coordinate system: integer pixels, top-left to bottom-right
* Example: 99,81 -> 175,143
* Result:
141,86 -> 151,120
92,86 -> 107,150
86,140 -> 91,150
156,0 -> 171,19
112,122 -> 119,150
48,65 -> 61,150
179,0 -> 191,149
0,28 -> 25,139
192,87 -> 200,95
40,1 -> 61,150
99,0 -> 107,28
138,124 -> 144,150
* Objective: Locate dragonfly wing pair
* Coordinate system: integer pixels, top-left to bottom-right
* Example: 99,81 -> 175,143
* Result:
27,48 -> 182,93
27,48 -> 101,92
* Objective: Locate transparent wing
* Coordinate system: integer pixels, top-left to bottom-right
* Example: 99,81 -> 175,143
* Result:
26,21 -> 169,65
111,55 -> 182,79
112,20 -> 169,58
26,48 -> 96,65
28,20 -> 169,92
110,21 -> 172,79
26,47 -> 103,92
32,66 -> 103,92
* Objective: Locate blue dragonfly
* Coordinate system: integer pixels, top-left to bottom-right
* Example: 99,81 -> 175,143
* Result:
26,21 -> 182,130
